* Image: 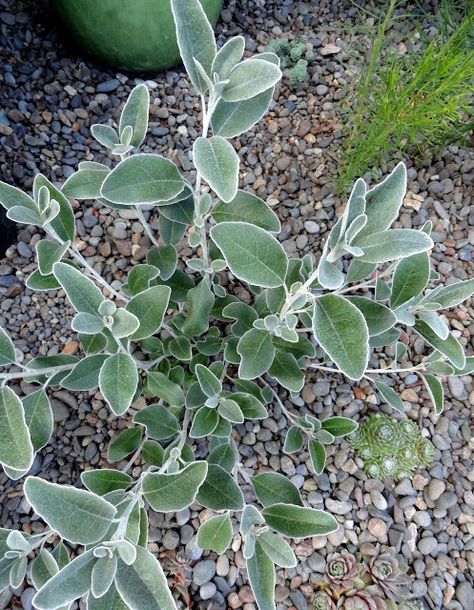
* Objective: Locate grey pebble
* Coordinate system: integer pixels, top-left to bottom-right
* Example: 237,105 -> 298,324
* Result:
418,536 -> 438,555
199,582 -> 217,600
193,559 -> 216,585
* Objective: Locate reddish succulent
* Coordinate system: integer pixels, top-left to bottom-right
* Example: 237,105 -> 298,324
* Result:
368,548 -> 411,600
324,551 -> 361,591
340,589 -> 386,610
313,591 -> 337,610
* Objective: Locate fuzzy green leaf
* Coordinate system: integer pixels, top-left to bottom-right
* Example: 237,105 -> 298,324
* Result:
33,550 -> 96,610
146,372 -> 185,407
181,280 -> 214,337
22,389 -> 53,452
237,328 -> 275,380
212,190 -> 281,233
283,426 -> 304,454
356,162 -> 406,238
251,472 -> 302,507
197,512 -> 233,554
354,229 -> 433,264
194,136 -> 239,203
87,584 -> 129,610
0,326 -> 15,366
208,442 -> 237,472
190,406 -> 219,438
268,351 -> 304,392
309,439 -> 326,475
81,469 -> 132,496
91,124 -> 119,149
232,392 -> 268,420
133,403 -> 180,440
61,355 -> 108,391
414,320 -> 465,369
247,541 -> 276,610
390,252 -> 430,308
34,174 -> 76,242
422,373 -> 444,415
99,354 -> 139,416
171,0 -> 216,94
126,264 -> 160,296
257,531 -> 296,568
147,245 -> 178,281
320,417 -> 358,437
217,398 -> 244,423
108,427 -> 142,462
142,462 -> 208,512
126,285 -> 171,341
119,84 -> 149,148
24,477 -> 116,545
115,546 -> 177,610
63,168 -> 110,200
211,222 -> 288,288
262,503 -> 339,538
101,154 -> 184,205
195,363 -> 222,398
222,59 -> 281,102
424,279 -> 474,309
0,386 -> 33,471
36,239 -> 69,276
196,464 -> 244,511
212,88 -> 274,138
53,262 -> 105,316
0,180 -> 37,211
347,296 -> 397,337
312,294 -> 369,381
212,36 -> 245,78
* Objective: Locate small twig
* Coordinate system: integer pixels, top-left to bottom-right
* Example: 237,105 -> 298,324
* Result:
135,206 -> 160,248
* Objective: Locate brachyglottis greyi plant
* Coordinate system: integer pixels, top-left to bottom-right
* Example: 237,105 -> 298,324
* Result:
348,414 -> 435,481
0,0 -> 472,609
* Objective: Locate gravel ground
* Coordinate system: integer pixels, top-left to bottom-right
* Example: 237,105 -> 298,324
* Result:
0,1 -> 473,609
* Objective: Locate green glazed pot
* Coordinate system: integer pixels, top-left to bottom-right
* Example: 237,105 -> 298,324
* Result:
53,0 -> 224,72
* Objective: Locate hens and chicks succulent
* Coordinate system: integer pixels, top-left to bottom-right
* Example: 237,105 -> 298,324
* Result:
312,548 -> 422,610
348,414 -> 435,481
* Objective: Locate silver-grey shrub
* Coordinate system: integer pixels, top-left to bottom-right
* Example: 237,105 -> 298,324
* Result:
0,1 -> 472,608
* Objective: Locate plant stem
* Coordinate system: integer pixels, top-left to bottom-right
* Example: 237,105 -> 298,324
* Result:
335,262 -> 396,295
121,438 -> 146,474
68,246 -> 127,301
260,380 -> 302,428
177,408 -> 192,451
134,206 -> 160,248
307,363 -> 425,375
194,91 -> 220,282
0,363 -> 76,383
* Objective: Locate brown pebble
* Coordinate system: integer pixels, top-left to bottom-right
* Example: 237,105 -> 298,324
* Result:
368,517 -> 387,538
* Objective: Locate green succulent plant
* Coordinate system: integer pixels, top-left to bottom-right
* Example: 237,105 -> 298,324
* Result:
266,36 -> 314,88
348,414 -> 435,481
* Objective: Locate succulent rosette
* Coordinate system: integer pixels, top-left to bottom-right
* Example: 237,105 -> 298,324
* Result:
368,548 -> 411,600
363,414 -> 399,457
349,415 -> 435,481
313,591 -> 338,610
416,437 -> 436,466
324,551 -> 361,591
341,589 -> 387,610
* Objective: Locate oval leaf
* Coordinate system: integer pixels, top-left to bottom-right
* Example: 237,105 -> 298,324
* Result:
101,154 -> 184,205
312,294 -> 369,381
99,354 -> 139,416
24,477 -> 116,545
211,222 -> 288,288
0,386 -> 33,471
